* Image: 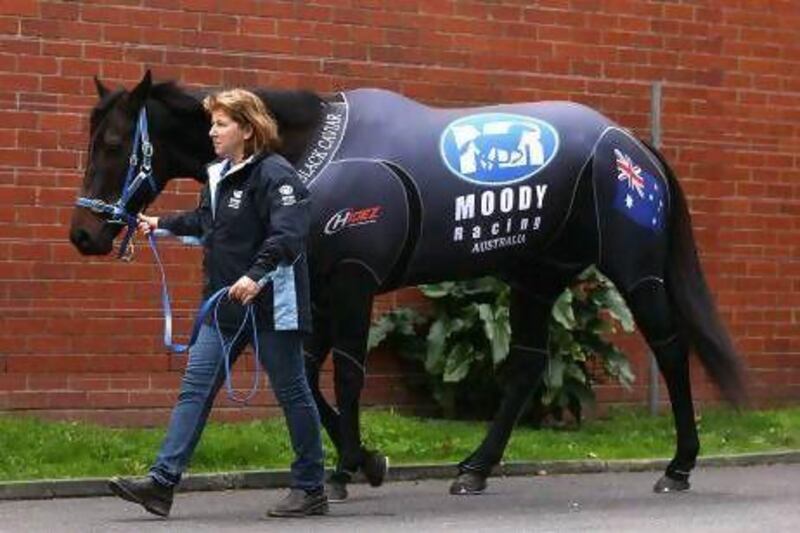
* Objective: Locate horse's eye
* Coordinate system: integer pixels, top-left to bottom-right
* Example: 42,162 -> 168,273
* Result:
103,132 -> 123,148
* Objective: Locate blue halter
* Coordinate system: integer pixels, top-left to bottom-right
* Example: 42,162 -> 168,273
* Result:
76,107 -> 158,259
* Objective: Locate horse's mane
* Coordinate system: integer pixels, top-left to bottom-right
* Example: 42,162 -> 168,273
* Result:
148,81 -> 325,132
254,89 -> 325,162
91,79 -> 326,165
150,81 -> 205,115
253,89 -> 325,133
92,80 -> 325,127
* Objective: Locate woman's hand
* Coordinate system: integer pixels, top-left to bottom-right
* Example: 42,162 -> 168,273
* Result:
137,214 -> 159,235
228,276 -> 261,305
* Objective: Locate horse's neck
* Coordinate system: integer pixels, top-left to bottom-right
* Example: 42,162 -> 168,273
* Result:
162,102 -> 214,185
255,89 -> 327,165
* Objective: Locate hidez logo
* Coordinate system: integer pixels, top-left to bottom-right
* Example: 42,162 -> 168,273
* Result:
440,113 -> 559,186
324,206 -> 382,235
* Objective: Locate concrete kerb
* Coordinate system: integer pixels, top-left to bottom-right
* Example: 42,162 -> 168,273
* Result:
1,450 -> 798,501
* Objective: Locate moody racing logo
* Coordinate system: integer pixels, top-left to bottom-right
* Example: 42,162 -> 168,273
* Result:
440,112 -> 559,186
453,184 -> 548,254
324,206 -> 383,235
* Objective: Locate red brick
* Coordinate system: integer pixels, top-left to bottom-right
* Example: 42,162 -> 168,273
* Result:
39,113 -> 82,132
123,48 -> 165,65
142,28 -> 183,47
0,374 -> 27,391
100,61 -> 143,81
159,10 -> 201,30
87,391 -> 130,408
8,392 -> 50,409
200,13 -> 238,32
84,44 -> 124,61
128,391 -> 177,407
0,0 -> 38,16
0,16 -> 19,36
17,54 -> 58,74
103,24 -> 143,44
27,375 -> 69,391
182,66 -> 222,85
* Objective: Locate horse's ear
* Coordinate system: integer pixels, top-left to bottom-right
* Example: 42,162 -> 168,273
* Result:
128,70 -> 152,109
94,76 -> 110,99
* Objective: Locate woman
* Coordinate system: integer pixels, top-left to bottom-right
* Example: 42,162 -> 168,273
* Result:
108,89 -> 327,518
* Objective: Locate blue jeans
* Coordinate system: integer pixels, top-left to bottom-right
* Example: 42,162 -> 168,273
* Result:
149,324 -> 324,491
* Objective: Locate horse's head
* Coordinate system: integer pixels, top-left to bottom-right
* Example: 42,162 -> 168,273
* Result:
70,71 -> 210,256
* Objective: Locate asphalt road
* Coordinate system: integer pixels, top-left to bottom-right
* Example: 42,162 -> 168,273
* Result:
0,464 -> 797,532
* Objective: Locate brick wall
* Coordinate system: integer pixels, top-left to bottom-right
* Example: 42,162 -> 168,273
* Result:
0,1 -> 798,426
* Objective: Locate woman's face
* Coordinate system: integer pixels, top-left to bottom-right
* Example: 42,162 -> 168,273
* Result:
209,109 -> 252,163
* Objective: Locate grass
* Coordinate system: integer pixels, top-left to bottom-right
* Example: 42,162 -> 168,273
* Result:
0,407 -> 798,482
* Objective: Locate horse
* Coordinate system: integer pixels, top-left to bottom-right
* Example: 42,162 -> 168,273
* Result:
70,71 -> 745,498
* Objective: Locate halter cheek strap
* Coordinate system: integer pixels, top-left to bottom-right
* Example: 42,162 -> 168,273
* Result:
75,107 -> 158,259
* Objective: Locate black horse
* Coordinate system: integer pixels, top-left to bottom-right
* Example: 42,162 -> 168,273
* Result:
70,72 -> 745,497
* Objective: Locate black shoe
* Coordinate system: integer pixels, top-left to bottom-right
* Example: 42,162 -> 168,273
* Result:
108,476 -> 173,517
361,450 -> 389,487
653,474 -> 691,493
326,478 -> 348,503
327,469 -> 353,503
449,471 -> 488,495
267,488 -> 329,517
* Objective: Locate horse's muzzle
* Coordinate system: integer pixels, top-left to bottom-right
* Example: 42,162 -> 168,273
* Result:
69,226 -> 111,255
69,207 -> 117,256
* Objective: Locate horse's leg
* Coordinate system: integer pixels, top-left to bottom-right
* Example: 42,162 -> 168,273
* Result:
451,281 -> 566,495
303,303 -> 343,451
588,131 -> 722,492
326,264 -> 387,500
623,279 -> 698,492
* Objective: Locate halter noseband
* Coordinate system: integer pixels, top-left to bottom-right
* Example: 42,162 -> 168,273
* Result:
76,106 -> 158,259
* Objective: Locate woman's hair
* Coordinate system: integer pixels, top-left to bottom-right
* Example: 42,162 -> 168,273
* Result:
202,88 -> 281,156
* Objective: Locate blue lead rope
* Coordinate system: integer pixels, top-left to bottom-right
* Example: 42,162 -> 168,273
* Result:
147,231 -> 273,403
212,289 -> 262,404
146,231 -> 189,353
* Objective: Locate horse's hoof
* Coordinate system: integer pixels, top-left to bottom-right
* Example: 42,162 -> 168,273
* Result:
362,450 -> 389,487
653,474 -> 690,493
449,471 -> 487,495
326,479 -> 348,503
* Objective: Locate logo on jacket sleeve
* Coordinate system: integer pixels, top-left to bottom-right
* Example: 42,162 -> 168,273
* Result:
279,184 -> 296,206
227,189 -> 243,209
440,113 -> 559,186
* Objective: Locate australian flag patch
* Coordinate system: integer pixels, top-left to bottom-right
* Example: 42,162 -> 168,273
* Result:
612,149 -> 665,232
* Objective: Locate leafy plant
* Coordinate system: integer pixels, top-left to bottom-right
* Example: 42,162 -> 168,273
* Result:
541,268 -> 636,422
369,267 -> 636,424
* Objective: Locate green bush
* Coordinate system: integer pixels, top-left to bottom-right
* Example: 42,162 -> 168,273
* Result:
369,267 -> 636,425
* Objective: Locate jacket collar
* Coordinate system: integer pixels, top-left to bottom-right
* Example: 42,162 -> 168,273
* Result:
205,151 -> 269,182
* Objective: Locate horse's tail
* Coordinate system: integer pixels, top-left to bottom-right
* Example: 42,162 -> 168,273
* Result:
648,144 -> 747,406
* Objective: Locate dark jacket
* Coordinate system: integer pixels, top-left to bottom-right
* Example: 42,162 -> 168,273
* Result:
160,152 -> 312,332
